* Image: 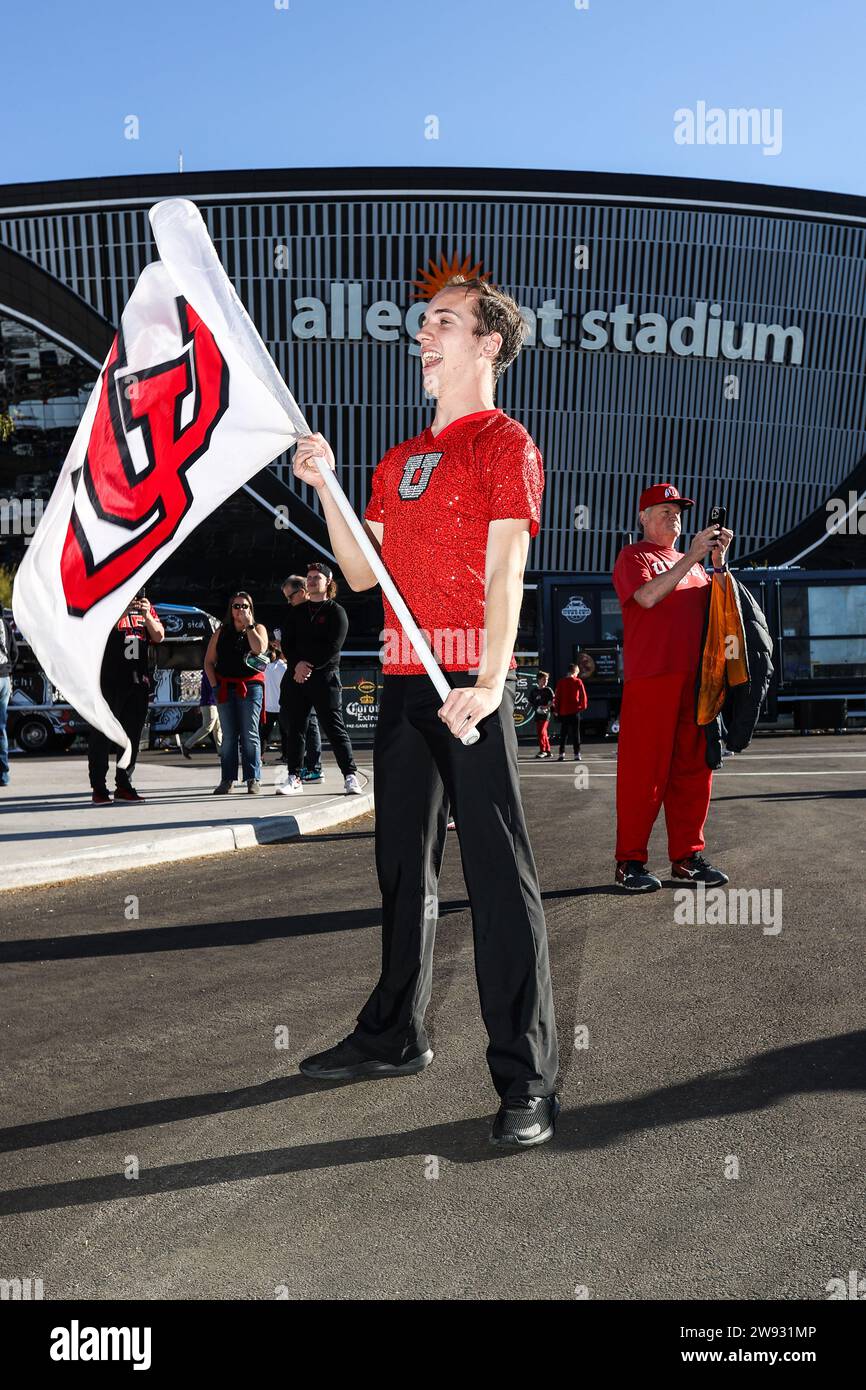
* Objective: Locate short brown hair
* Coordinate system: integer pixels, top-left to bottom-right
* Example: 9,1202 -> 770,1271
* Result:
444,277 -> 529,385
538,670 -> 549,679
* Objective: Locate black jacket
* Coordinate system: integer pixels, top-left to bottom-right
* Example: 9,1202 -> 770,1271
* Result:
702,575 -> 774,769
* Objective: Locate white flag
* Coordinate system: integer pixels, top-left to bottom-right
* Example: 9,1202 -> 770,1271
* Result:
12,198 -> 311,765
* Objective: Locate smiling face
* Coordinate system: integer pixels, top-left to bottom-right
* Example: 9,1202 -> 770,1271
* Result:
415,286 -> 502,399
640,502 -> 686,546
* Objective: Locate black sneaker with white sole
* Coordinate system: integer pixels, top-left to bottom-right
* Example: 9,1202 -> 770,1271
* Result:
298,1036 -> 433,1080
615,860 -> 662,892
671,853 -> 729,886
490,1093 -> 560,1148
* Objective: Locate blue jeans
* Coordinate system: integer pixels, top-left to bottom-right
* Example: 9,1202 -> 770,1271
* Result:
304,708 -> 322,773
0,676 -> 10,782
216,682 -> 263,783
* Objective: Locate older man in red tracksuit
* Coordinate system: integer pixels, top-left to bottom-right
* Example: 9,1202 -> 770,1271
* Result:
612,483 -> 733,893
553,663 -> 588,761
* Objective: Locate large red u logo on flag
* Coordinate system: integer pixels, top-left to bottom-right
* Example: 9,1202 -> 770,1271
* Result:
60,296 -> 229,616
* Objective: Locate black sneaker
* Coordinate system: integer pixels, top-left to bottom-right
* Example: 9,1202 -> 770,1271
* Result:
671,853 -> 729,887
615,860 -> 662,893
490,1093 -> 560,1148
298,1036 -> 434,1081
114,784 -> 145,803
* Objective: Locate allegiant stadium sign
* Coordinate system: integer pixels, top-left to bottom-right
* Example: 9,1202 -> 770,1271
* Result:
288,286 -> 804,366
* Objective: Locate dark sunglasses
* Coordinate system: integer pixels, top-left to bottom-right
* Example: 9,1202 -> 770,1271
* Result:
232,602 -> 250,610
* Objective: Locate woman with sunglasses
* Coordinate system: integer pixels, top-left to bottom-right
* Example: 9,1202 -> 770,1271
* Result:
204,591 -> 269,794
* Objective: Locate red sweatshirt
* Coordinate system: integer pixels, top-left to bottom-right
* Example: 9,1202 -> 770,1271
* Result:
554,674 -> 588,717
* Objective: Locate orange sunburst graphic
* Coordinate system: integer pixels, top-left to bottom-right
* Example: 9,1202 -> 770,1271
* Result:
412,252 -> 494,300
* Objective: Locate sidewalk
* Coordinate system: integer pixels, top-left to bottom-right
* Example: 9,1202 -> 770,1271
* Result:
0,748 -> 374,891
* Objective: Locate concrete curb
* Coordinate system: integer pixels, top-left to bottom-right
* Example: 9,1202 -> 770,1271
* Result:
2,790 -> 375,892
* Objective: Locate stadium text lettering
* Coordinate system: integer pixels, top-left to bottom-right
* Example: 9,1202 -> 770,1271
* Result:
288,285 -> 803,366
579,301 -> 803,365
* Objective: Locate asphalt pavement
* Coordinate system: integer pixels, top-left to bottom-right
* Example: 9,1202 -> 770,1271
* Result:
0,733 -> 863,1300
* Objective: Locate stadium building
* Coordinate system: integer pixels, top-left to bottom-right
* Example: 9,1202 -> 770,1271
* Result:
2,166 -> 866,662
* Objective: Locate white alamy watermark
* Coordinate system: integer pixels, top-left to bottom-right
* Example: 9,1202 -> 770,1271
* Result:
380,626 -> 486,668
825,492 -> 866,535
674,884 -> 782,935
826,1268 -> 866,1300
674,102 -> 782,156
0,496 -> 43,539
0,1275 -> 44,1300
50,1322 -> 152,1370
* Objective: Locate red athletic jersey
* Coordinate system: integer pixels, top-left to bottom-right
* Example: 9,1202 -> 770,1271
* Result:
613,542 -> 709,681
364,409 -> 543,675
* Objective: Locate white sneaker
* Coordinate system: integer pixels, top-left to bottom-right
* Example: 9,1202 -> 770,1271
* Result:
344,773 -> 362,795
275,766 -> 289,786
276,775 -> 302,795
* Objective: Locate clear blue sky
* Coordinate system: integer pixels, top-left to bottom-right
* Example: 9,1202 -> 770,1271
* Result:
5,0 -> 863,194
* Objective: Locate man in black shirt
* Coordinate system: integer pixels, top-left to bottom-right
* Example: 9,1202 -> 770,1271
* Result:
88,593 -> 164,804
277,562 -> 361,796
276,575 -> 322,780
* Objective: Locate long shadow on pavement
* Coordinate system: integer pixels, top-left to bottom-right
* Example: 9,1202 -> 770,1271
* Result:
0,1030 -> 862,1213
0,887 -> 612,963
714,789 -> 866,802
0,908 -> 386,962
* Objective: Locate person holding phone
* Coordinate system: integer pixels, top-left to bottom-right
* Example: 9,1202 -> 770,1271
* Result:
612,483 -> 733,892
205,591 -> 268,795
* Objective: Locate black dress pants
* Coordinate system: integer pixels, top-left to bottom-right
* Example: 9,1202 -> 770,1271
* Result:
281,668 -> 356,777
352,671 -> 559,1101
88,683 -> 149,790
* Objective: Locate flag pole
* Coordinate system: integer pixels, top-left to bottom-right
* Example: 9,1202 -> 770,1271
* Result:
312,457 -> 480,746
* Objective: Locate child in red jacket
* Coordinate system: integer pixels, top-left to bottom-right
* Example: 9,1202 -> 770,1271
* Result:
553,663 -> 588,761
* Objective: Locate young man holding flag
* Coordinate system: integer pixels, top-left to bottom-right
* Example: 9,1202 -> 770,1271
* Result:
293,277 -> 560,1148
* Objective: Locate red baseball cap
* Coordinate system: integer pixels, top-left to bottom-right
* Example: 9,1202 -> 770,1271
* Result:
639,482 -> 695,511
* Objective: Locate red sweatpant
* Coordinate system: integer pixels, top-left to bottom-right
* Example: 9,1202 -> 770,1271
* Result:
536,718 -> 551,753
615,670 -> 712,864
